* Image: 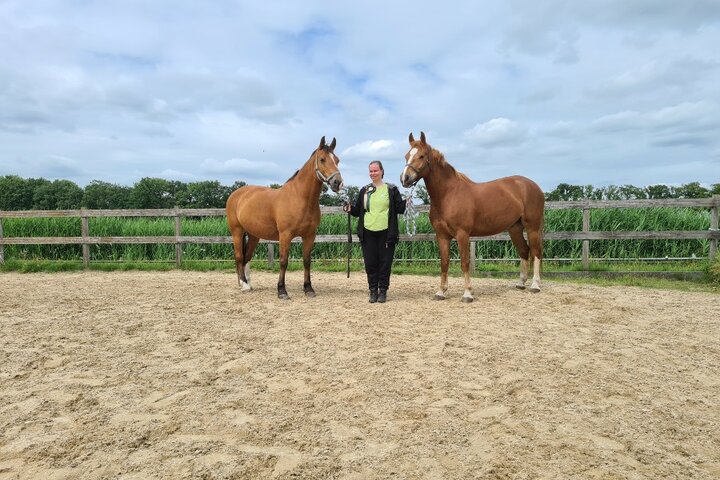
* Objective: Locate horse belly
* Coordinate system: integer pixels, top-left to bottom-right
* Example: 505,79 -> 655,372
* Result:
233,197 -> 281,240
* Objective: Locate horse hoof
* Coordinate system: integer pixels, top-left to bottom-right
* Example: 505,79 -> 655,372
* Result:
305,290 -> 316,298
515,285 -> 526,290
461,296 -> 474,303
278,293 -> 290,300
434,294 -> 446,300
529,287 -> 540,293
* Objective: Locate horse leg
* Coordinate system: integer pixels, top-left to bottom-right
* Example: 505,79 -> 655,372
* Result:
457,231 -> 474,303
301,234 -> 316,297
277,232 -> 292,300
435,233 -> 451,300
242,235 -> 260,290
229,224 -> 252,291
508,221 -> 530,290
527,227 -> 543,293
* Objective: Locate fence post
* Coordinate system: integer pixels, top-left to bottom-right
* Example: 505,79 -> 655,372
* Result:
470,240 -> 476,275
582,207 -> 590,270
81,208 -> 90,268
267,242 -> 275,268
0,217 -> 4,264
710,195 -> 719,262
174,208 -> 182,267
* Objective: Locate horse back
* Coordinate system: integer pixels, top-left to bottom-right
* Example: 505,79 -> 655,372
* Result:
226,184 -> 322,240
431,175 -> 544,237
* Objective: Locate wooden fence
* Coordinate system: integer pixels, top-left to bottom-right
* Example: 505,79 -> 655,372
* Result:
1,196 -> 718,271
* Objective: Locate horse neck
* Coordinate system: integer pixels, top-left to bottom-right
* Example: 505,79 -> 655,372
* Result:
287,153 -> 323,203
424,151 -> 465,205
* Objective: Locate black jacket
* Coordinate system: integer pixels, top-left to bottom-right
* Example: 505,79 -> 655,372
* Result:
349,183 -> 407,244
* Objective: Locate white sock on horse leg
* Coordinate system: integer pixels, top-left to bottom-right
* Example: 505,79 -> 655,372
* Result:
518,258 -> 528,287
244,263 -> 252,287
530,256 -> 541,291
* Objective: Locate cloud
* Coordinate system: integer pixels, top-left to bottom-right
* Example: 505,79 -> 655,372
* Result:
199,158 -> 281,176
592,101 -> 720,147
464,118 -> 528,147
340,139 -> 395,159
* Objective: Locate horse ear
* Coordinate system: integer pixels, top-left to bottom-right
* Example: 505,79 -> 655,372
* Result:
409,132 -> 415,144
420,131 -> 427,144
319,136 -> 326,149
329,137 -> 336,152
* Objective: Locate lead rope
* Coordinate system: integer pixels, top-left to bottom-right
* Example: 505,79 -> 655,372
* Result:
403,185 -> 418,236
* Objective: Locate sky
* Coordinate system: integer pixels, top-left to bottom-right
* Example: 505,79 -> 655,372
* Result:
1,0 -> 719,194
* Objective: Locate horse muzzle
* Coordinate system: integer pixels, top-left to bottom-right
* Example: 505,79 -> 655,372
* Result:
401,173 -> 417,188
329,174 -> 343,193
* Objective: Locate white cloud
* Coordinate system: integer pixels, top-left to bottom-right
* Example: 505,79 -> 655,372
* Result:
340,139 -> 395,159
464,118 -> 527,147
200,158 -> 281,175
0,0 -> 718,190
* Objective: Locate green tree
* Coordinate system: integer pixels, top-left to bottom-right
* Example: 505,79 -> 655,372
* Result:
0,175 -> 39,210
618,184 -> 647,200
674,182 -> 709,199
176,180 -> 231,208
319,184 -> 343,206
130,177 -> 177,208
83,180 -> 132,209
646,184 -> 673,199
32,179 -> 83,209
414,185 -> 431,204
545,183 -> 585,201
711,184 -> 720,195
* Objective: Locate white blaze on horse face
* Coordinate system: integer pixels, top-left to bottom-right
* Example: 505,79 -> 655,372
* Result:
329,152 -> 338,167
402,147 -> 418,179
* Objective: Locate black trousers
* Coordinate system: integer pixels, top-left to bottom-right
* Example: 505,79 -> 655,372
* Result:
361,228 -> 397,292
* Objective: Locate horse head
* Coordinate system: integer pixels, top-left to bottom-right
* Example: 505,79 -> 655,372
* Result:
315,136 -> 344,192
401,131 -> 432,188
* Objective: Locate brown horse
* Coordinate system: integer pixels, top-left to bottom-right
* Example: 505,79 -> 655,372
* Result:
226,136 -> 344,299
400,131 -> 544,302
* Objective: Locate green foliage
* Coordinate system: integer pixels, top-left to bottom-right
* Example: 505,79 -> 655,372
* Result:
0,176 -> 39,210
545,181 -> 715,201
1,176 -> 717,211
1,206 -> 712,265
706,257 -> 720,285
83,181 -> 133,209
32,180 -> 84,209
175,181 -> 231,208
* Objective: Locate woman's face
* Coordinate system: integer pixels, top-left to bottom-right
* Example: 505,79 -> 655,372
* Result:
368,163 -> 383,182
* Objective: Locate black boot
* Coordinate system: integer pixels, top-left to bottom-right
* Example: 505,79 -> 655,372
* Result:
377,289 -> 387,303
369,289 -> 378,303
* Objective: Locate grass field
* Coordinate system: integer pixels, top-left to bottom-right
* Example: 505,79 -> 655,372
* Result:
1,207 -> 712,264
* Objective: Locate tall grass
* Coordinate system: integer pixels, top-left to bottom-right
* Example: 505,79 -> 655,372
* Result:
1,207 -> 711,264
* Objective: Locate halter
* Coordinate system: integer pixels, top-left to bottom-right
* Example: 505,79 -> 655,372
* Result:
404,151 -> 431,186
314,150 -> 341,187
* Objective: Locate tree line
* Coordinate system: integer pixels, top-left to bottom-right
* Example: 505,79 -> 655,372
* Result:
0,175 -> 718,211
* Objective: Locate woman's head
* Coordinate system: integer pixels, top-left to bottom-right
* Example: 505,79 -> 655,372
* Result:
368,161 -> 384,181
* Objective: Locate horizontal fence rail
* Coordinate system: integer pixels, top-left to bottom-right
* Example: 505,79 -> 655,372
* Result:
1,197 -> 718,269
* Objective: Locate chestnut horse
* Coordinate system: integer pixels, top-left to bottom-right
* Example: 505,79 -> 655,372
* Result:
400,132 -> 544,302
226,136 -> 343,299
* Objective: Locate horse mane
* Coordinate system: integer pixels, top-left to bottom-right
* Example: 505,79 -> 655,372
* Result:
285,170 -> 299,184
432,148 -> 471,183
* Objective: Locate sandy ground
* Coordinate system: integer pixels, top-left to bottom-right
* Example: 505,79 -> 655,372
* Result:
1,270 -> 719,479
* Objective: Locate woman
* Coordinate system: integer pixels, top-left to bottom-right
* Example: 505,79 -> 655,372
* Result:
344,161 -> 407,303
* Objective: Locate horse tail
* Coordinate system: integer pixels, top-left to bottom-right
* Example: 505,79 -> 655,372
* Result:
242,231 -> 248,262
